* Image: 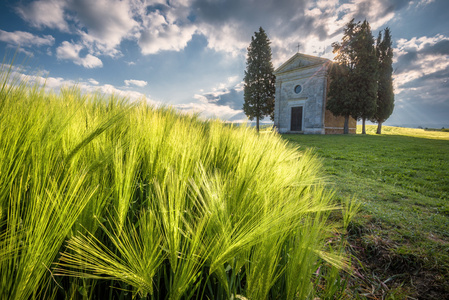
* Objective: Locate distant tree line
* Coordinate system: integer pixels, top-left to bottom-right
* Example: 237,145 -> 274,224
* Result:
327,19 -> 394,134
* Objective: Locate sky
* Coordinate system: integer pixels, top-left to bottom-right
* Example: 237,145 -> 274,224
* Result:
0,0 -> 448,128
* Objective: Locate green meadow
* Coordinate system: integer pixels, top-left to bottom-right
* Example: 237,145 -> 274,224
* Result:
284,126 -> 449,299
0,65 -> 354,300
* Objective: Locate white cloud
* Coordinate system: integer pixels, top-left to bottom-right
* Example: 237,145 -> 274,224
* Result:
56,41 -> 103,68
394,53 -> 449,93
9,0 -> 417,63
15,0 -> 139,58
56,41 -> 83,60
125,79 -> 148,87
15,71 -> 155,105
196,23 -> 247,56
79,54 -> 103,68
187,79 -> 244,117
417,0 -> 435,7
138,11 -> 196,54
393,34 -> 449,92
14,0 -> 197,57
15,0 -> 68,31
207,79 -> 242,95
234,81 -> 244,92
176,95 -> 243,121
187,0 -> 398,60
290,0 -> 398,62
0,30 -> 55,47
16,47 -> 35,57
227,75 -> 240,84
69,0 -> 139,56
395,34 -> 448,60
88,78 -> 99,85
349,0 -> 396,30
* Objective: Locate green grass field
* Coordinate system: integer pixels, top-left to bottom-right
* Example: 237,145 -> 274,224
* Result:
283,126 -> 449,299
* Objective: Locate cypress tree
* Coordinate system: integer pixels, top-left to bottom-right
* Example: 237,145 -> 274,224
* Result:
327,63 -> 354,134
327,19 -> 359,134
243,27 -> 276,132
327,19 -> 379,134
372,27 -> 394,134
353,20 -> 378,134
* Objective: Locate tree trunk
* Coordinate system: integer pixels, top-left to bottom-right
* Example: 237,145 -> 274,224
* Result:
362,118 -> 366,134
376,121 -> 382,134
343,115 -> 349,134
256,116 -> 260,132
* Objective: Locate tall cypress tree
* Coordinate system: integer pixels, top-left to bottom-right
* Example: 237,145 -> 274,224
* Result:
327,63 -> 354,134
327,19 -> 379,134
372,27 -> 394,134
327,19 -> 359,134
243,27 -> 276,132
353,20 -> 378,134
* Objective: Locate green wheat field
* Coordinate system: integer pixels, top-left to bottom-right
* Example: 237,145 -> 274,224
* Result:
2,61 -> 448,299
0,63 -> 355,300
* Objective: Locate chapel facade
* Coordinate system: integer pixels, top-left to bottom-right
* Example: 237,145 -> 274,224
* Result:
274,53 -> 356,134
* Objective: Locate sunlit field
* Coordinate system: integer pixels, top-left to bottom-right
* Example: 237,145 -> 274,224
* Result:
0,64 -> 355,300
284,126 -> 449,299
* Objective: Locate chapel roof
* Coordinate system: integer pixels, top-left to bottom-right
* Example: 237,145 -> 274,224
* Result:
275,53 -> 330,75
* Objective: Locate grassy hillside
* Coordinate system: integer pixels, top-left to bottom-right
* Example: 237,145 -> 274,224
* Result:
283,126 -> 449,299
0,66 -> 354,299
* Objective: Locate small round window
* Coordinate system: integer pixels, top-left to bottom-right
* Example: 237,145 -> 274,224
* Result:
294,85 -> 302,94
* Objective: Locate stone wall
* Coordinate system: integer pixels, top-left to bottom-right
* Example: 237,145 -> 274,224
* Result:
274,63 -> 327,134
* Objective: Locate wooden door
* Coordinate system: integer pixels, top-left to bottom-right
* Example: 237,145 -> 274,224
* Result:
291,106 -> 303,131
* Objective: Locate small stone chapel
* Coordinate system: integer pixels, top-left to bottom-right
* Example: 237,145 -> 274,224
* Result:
274,53 -> 356,134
